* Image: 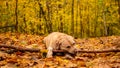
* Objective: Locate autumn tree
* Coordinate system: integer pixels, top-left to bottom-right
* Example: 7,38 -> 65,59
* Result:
0,0 -> 119,38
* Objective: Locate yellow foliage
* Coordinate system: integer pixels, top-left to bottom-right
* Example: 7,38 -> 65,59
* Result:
0,0 -> 119,37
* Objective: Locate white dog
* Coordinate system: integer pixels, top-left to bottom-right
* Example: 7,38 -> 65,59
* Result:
43,32 -> 76,58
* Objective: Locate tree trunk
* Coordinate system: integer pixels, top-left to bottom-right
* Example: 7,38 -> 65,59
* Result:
23,5 -> 26,33
103,2 -> 107,36
5,1 -> 9,32
15,0 -> 18,32
71,0 -> 74,35
75,0 -> 79,38
38,0 -> 43,34
94,0 -> 98,37
118,0 -> 120,27
79,2 -> 83,38
87,1 -> 90,37
46,0 -> 52,33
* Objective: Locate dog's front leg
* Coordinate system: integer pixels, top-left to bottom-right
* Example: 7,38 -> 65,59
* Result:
47,47 -> 53,58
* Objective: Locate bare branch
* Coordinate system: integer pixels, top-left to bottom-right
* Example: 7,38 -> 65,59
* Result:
0,44 -> 120,53
0,44 -> 40,52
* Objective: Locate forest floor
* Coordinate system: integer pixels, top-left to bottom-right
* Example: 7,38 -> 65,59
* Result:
0,32 -> 120,68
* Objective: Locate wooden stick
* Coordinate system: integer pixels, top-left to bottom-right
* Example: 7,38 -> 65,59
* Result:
76,49 -> 120,53
0,44 -> 120,53
0,44 -> 40,52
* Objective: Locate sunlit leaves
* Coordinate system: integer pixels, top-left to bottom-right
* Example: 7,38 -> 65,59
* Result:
0,33 -> 120,67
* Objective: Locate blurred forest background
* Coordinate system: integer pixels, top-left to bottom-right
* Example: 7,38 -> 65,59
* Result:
0,0 -> 119,38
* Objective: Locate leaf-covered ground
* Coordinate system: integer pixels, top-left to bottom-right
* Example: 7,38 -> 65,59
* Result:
0,33 -> 120,68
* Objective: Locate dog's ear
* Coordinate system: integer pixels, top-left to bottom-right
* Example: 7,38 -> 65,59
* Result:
66,36 -> 76,45
56,39 -> 62,50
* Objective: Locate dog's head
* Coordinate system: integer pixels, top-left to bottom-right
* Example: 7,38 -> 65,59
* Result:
59,38 -> 76,54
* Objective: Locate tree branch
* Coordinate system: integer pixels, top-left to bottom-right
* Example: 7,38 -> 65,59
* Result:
0,44 -> 120,53
0,44 -> 40,52
76,49 -> 120,53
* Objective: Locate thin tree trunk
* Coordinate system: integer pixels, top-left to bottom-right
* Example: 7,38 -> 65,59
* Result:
60,16 -> 63,32
103,2 -> 107,36
71,0 -> 74,35
87,1 -> 90,37
94,0 -> 98,37
75,0 -> 79,38
5,1 -> 9,32
15,0 -> 18,32
38,1 -> 49,34
118,0 -> 120,28
23,5 -> 26,33
79,2 -> 83,38
46,0 -> 52,33
38,0 -> 43,34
